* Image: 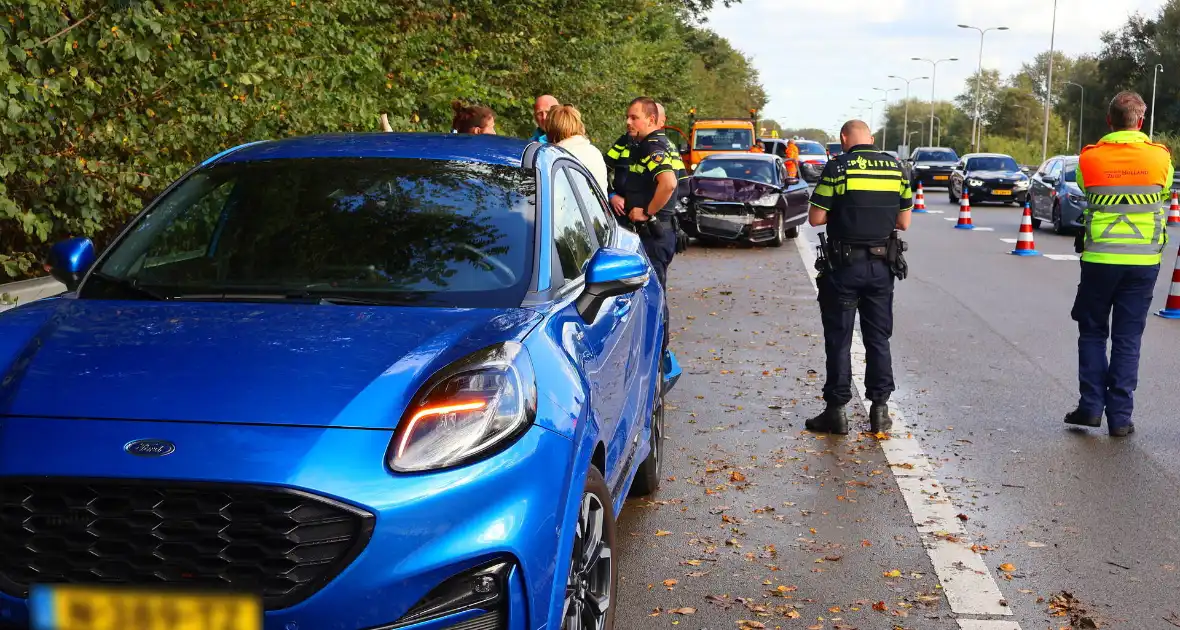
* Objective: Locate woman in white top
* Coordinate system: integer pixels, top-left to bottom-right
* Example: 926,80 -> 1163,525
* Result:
545,105 -> 609,193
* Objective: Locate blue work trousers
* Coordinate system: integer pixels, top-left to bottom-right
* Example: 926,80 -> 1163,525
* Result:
1071,261 -> 1160,428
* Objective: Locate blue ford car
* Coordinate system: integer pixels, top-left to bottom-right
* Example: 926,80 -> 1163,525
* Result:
0,133 -> 680,630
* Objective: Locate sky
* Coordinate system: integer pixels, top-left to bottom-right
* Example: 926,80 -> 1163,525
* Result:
705,0 -> 1164,140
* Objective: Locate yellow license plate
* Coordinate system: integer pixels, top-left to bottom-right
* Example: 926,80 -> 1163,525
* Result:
32,585 -> 262,630
933,175 -> 949,180
993,189 -> 1012,195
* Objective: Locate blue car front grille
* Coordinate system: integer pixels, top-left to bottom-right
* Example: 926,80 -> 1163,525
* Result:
0,478 -> 374,610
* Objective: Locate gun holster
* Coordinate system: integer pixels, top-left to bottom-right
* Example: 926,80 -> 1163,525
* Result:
886,232 -> 909,280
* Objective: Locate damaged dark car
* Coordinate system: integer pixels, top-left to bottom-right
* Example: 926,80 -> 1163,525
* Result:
681,154 -> 810,247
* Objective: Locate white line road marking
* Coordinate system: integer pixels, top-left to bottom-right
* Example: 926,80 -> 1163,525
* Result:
1045,254 -> 1080,261
959,621 -> 1023,630
794,233 -> 1018,623
1000,238 -> 1018,244
944,217 -> 957,221
924,210 -> 946,214
972,227 -> 995,232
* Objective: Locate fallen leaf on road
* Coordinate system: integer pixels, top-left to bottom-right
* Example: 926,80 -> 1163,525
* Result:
956,513 -> 969,521
872,601 -> 888,612
730,470 -> 747,482
662,579 -> 678,588
737,621 -> 766,629
655,530 -> 671,536
683,559 -> 702,566
785,609 -> 801,619
1027,541 -> 1047,548
999,563 -> 1016,572
883,569 -> 902,578
669,607 -> 696,615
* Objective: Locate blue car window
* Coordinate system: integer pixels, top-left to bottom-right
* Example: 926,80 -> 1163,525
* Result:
87,158 -> 536,308
1064,163 -> 1078,182
565,167 -> 612,248
552,169 -> 594,282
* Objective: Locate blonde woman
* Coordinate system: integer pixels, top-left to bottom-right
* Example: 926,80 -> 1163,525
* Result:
546,105 -> 608,193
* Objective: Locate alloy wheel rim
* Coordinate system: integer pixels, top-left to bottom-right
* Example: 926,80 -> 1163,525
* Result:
562,493 -> 612,630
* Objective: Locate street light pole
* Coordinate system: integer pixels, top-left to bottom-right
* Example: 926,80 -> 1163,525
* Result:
1065,81 -> 1084,152
1151,63 -> 1164,140
872,87 -> 898,151
889,75 -> 928,154
959,24 -> 1010,153
912,57 -> 958,146
1041,0 -> 1058,163
933,116 -> 942,145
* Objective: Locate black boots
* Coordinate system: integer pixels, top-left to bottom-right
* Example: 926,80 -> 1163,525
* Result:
870,402 -> 892,434
806,405 -> 849,435
1063,408 -> 1102,428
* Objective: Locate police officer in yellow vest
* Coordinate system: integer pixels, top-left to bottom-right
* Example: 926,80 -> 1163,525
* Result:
1067,91 -> 1173,437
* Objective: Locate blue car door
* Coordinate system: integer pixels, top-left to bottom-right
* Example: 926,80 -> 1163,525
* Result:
551,167 -> 635,487
561,166 -> 645,491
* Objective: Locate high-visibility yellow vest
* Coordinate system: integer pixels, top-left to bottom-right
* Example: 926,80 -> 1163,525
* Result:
1077,130 -> 1174,265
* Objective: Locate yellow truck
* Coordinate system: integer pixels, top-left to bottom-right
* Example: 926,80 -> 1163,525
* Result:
681,109 -> 763,173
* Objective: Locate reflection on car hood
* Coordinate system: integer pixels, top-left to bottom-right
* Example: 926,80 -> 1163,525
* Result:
967,170 -> 1023,181
690,178 -> 778,202
0,298 -> 541,428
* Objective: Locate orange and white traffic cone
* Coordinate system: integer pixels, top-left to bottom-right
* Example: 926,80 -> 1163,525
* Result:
913,182 -> 928,213
1157,243 -> 1180,319
955,190 -> 974,229
1167,191 -> 1180,226
1010,201 -> 1040,256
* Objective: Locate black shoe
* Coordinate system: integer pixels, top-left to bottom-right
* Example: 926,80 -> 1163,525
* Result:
806,406 -> 848,435
1109,424 -> 1135,437
1064,408 -> 1102,428
870,402 -> 892,434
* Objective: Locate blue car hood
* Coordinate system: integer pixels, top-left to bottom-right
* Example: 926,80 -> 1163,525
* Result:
0,298 -> 541,428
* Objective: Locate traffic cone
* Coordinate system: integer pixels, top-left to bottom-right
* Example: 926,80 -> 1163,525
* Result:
1010,202 -> 1040,256
1156,243 -> 1180,319
1167,191 -> 1180,226
913,182 -> 928,213
955,191 -> 975,229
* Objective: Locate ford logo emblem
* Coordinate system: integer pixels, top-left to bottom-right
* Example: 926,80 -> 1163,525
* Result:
124,439 -> 176,457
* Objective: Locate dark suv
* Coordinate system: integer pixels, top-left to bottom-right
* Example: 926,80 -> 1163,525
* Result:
907,147 -> 959,189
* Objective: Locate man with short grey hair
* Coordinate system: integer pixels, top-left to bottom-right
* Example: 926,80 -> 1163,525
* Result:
531,95 -> 560,142
1066,90 -> 1173,437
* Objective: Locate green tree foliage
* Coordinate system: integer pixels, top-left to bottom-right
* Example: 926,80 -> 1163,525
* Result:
0,0 -> 763,280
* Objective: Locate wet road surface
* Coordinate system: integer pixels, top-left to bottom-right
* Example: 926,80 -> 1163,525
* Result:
615,191 -> 1180,629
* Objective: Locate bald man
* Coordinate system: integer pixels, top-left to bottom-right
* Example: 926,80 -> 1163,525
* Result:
805,119 -> 913,436
532,95 -> 560,142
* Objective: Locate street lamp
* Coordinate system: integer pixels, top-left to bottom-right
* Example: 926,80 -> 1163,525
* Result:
872,87 -> 898,150
859,97 -> 887,148
1065,81 -> 1084,153
932,116 -> 943,146
889,75 -> 928,154
1152,63 -> 1164,140
1041,0 -> 1058,163
959,24 -> 1010,152
912,57 -> 958,146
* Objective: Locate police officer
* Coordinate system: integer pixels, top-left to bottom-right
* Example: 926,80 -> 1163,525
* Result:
604,130 -> 635,218
805,119 -> 913,435
621,96 -> 683,288
1066,91 -> 1172,437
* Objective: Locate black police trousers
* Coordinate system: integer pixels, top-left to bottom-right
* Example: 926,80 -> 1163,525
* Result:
817,257 -> 895,406
641,218 -> 678,288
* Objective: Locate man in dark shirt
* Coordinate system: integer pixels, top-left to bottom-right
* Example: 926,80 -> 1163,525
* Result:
621,96 -> 682,288
805,119 -> 913,435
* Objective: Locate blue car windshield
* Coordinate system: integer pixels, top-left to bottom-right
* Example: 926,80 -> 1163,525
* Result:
694,159 -> 777,184
967,156 -> 1020,172
1064,164 -> 1078,182
84,158 -> 536,308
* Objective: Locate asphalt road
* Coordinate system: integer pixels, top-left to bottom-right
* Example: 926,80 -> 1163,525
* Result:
615,191 -> 1180,629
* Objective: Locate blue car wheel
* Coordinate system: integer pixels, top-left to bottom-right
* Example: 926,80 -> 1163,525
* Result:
562,467 -> 617,630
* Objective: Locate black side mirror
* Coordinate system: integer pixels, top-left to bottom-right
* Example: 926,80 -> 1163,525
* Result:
1042,175 -> 1058,185
48,237 -> 97,291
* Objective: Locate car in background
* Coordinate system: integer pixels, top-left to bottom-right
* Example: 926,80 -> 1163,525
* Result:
1027,155 -> 1085,234
948,152 -> 1031,205
682,153 -> 810,246
760,138 -> 828,183
827,142 -> 843,159
0,133 -> 680,630
907,146 -> 959,189
882,150 -> 911,182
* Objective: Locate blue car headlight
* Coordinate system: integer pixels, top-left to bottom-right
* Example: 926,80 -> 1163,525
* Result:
389,342 -> 537,473
1067,192 -> 1086,205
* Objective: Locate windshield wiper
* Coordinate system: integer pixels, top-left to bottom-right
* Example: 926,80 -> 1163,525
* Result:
166,291 -> 390,306
89,272 -> 168,301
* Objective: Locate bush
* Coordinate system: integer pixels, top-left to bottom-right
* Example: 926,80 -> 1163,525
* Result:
0,1 -> 766,280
